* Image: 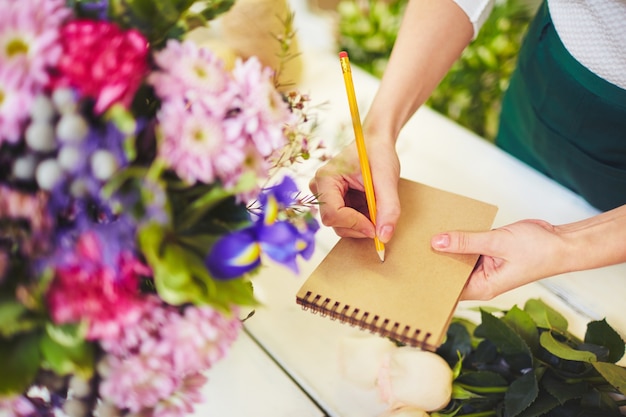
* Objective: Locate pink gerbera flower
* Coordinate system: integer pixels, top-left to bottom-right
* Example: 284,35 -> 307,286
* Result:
229,57 -> 295,156
149,40 -> 232,108
156,100 -> 246,185
0,65 -> 32,145
0,0 -> 70,88
51,20 -> 149,114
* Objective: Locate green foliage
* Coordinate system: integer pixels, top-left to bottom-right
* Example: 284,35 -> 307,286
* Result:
337,0 -> 535,142
337,0 -> 405,76
435,299 -> 626,416
70,0 -> 235,46
0,333 -> 41,396
138,221 -> 257,310
40,323 -> 95,379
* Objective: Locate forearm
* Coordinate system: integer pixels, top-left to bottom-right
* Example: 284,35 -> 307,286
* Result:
558,204 -> 626,273
362,0 -> 473,142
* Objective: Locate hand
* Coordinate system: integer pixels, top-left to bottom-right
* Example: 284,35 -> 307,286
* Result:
430,219 -> 567,300
309,137 -> 401,243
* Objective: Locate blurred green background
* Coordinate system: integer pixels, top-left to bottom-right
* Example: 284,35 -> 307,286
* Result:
336,0 -> 540,142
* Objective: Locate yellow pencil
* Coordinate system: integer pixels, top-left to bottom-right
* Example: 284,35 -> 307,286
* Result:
339,51 -> 385,262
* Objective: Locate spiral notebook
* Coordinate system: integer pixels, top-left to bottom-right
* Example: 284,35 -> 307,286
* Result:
296,178 -> 498,351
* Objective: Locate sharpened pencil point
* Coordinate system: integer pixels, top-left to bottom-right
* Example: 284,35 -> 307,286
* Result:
377,249 -> 385,262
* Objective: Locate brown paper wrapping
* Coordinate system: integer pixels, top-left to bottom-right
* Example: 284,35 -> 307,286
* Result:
220,0 -> 303,89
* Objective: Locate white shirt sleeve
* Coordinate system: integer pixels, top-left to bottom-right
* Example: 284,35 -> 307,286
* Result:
452,0 -> 496,39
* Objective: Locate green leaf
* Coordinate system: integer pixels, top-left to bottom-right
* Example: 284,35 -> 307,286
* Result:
540,371 -> 588,404
138,222 -> 258,309
451,383 -> 485,400
504,371 -> 538,417
0,333 -> 41,396
581,387 -> 622,411
539,332 -> 597,363
514,391 -> 559,417
45,322 -> 87,348
0,300 -> 42,338
523,299 -> 568,334
592,362 -> 626,396
585,319 -> 625,363
456,371 -> 509,391
503,305 -> 539,353
437,321 -> 473,367
212,278 -> 257,310
475,310 -> 533,371
195,0 -> 236,21
176,186 -> 234,231
39,331 -> 94,379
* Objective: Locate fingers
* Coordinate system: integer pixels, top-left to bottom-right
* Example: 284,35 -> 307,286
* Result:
370,167 -> 400,243
310,171 -> 376,239
369,145 -> 401,243
431,229 -> 504,257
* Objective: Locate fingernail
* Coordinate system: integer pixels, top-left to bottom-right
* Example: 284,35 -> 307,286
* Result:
379,225 -> 394,243
362,228 -> 376,239
432,234 -> 450,249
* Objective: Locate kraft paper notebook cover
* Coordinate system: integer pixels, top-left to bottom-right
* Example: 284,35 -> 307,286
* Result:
296,178 -> 498,351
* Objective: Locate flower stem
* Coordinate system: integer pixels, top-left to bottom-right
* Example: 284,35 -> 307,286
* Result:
458,411 -> 497,417
456,383 -> 508,394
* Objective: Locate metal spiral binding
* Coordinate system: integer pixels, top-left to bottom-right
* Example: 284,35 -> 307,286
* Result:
296,291 -> 434,350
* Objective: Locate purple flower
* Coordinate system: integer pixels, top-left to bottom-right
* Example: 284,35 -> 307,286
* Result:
206,176 -> 319,280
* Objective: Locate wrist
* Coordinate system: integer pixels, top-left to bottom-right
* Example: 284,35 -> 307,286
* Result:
362,116 -> 401,147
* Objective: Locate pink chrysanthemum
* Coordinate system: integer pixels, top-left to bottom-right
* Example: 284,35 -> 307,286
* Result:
99,300 -> 241,415
162,305 -> 242,375
46,231 -> 151,340
0,0 -> 70,88
51,20 -> 149,114
151,373 -> 207,417
101,346 -> 180,412
0,395 -> 36,417
228,57 -> 295,157
156,100 -> 246,185
0,64 -> 33,145
149,40 -> 233,107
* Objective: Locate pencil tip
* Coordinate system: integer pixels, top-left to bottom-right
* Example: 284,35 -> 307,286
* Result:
377,250 -> 385,262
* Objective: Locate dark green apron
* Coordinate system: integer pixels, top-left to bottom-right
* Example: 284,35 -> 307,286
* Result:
496,1 -> 626,211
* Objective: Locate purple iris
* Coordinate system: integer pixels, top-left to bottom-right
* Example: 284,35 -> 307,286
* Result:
206,176 -> 319,280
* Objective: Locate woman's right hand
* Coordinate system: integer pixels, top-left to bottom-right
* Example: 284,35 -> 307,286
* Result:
309,137 -> 401,244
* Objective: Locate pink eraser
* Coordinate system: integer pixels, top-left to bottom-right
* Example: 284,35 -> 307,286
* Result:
339,51 -> 348,58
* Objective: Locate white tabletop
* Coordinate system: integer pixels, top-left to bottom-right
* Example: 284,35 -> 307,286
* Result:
200,4 -> 626,416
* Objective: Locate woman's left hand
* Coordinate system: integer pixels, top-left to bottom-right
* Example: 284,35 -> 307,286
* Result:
430,219 -> 567,300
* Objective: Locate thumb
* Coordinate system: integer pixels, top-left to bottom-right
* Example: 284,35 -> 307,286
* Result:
431,230 -> 497,256
375,183 -> 401,244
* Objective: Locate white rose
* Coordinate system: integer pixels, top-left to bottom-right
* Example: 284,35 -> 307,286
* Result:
379,405 -> 430,417
339,335 -> 396,389
377,347 -> 453,411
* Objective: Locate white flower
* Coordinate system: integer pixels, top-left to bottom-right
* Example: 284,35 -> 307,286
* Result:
378,405 -> 430,417
377,347 -> 453,412
338,334 -> 396,389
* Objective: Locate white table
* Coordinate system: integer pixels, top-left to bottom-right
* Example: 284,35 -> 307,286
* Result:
200,4 -> 626,416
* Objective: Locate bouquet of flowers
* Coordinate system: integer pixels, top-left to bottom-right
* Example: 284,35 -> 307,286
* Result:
0,0 -> 323,415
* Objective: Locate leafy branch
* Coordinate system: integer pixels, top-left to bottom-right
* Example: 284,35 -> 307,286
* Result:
435,299 -> 626,416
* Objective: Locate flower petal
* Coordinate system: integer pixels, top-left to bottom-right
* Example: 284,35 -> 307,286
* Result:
206,228 -> 261,280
